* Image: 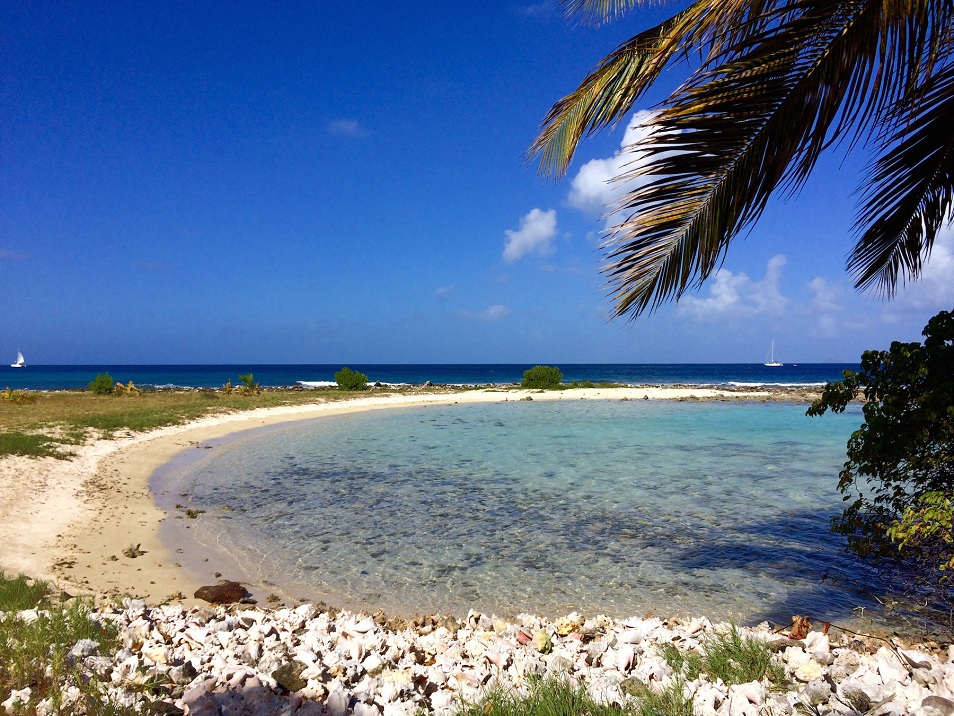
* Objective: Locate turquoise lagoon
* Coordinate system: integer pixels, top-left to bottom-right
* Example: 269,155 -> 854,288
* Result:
157,399 -> 892,626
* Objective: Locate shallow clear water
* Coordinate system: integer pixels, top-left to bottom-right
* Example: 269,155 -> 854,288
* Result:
162,400 -> 889,625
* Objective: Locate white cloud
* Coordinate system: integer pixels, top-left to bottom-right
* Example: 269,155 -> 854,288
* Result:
0,249 -> 25,260
808,276 -> 840,312
678,254 -> 789,320
502,208 -> 558,263
510,3 -> 555,19
882,227 -> 954,322
807,276 -> 842,335
328,119 -> 372,138
567,110 -> 659,219
435,285 -> 455,299
461,304 -> 510,321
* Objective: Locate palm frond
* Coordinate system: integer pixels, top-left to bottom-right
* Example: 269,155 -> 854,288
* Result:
850,63 -> 954,293
535,0 -> 954,316
530,0 -> 764,178
601,2 -> 891,317
528,8 -> 696,178
560,0 -> 663,25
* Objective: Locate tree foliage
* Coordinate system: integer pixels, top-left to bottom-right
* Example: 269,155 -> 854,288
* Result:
335,367 -> 369,391
807,309 -> 954,585
88,372 -> 115,395
530,0 -> 954,319
522,365 -> 564,389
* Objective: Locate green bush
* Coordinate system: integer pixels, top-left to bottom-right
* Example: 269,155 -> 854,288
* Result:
808,308 -> 954,595
88,372 -> 115,395
522,365 -> 563,389
335,366 -> 369,391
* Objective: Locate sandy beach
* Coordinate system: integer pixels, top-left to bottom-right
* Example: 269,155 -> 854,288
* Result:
0,385 -> 792,608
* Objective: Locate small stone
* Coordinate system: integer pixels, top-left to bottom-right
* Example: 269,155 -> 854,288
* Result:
272,660 -> 308,693
922,696 -> 954,716
193,581 -> 249,604
168,662 -> 198,686
801,679 -> 831,706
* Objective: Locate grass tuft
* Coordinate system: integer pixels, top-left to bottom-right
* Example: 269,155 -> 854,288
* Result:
0,431 -> 75,459
698,624 -> 785,686
0,571 -> 141,715
660,643 -> 702,681
458,676 -> 636,716
0,572 -> 50,611
629,678 -> 695,716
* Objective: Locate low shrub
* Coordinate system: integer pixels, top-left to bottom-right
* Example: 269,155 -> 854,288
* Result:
238,373 -> 260,395
522,365 -> 563,389
335,367 -> 369,391
88,372 -> 115,395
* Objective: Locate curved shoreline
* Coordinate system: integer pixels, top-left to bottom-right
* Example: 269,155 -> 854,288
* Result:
3,385 -> 793,608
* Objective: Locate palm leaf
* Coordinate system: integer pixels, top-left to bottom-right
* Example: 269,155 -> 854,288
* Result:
850,63 -> 954,293
602,1 -> 896,317
534,0 -> 954,316
561,0 -> 663,24
529,0 -> 769,178
528,8 -> 696,178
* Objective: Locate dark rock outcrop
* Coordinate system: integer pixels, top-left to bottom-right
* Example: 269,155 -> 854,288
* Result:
193,581 -> 249,604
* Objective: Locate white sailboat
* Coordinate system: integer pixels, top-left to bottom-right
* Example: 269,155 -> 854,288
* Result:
764,341 -> 782,367
10,351 -> 25,368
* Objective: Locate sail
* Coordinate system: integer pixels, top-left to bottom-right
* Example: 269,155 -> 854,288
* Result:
11,351 -> 25,368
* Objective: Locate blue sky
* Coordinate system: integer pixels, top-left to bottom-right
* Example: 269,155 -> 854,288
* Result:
2,2 -> 951,364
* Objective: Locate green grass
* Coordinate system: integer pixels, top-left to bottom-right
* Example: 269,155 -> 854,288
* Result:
629,678 -> 695,716
0,385 -> 418,457
0,571 -> 143,715
0,431 -> 77,459
0,573 -> 50,611
661,625 -> 785,687
659,644 -> 703,681
458,677 -> 638,716
458,675 -> 699,716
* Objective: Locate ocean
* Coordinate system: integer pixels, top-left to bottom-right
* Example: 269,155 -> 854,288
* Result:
1,363 -> 856,391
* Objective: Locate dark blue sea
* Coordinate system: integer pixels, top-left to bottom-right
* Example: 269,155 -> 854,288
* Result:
1,363 -> 856,391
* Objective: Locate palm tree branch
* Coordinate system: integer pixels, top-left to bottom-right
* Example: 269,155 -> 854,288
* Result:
602,1 -> 888,317
528,7 -> 700,178
849,63 -> 954,293
560,0 -> 655,25
529,0 -> 776,178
